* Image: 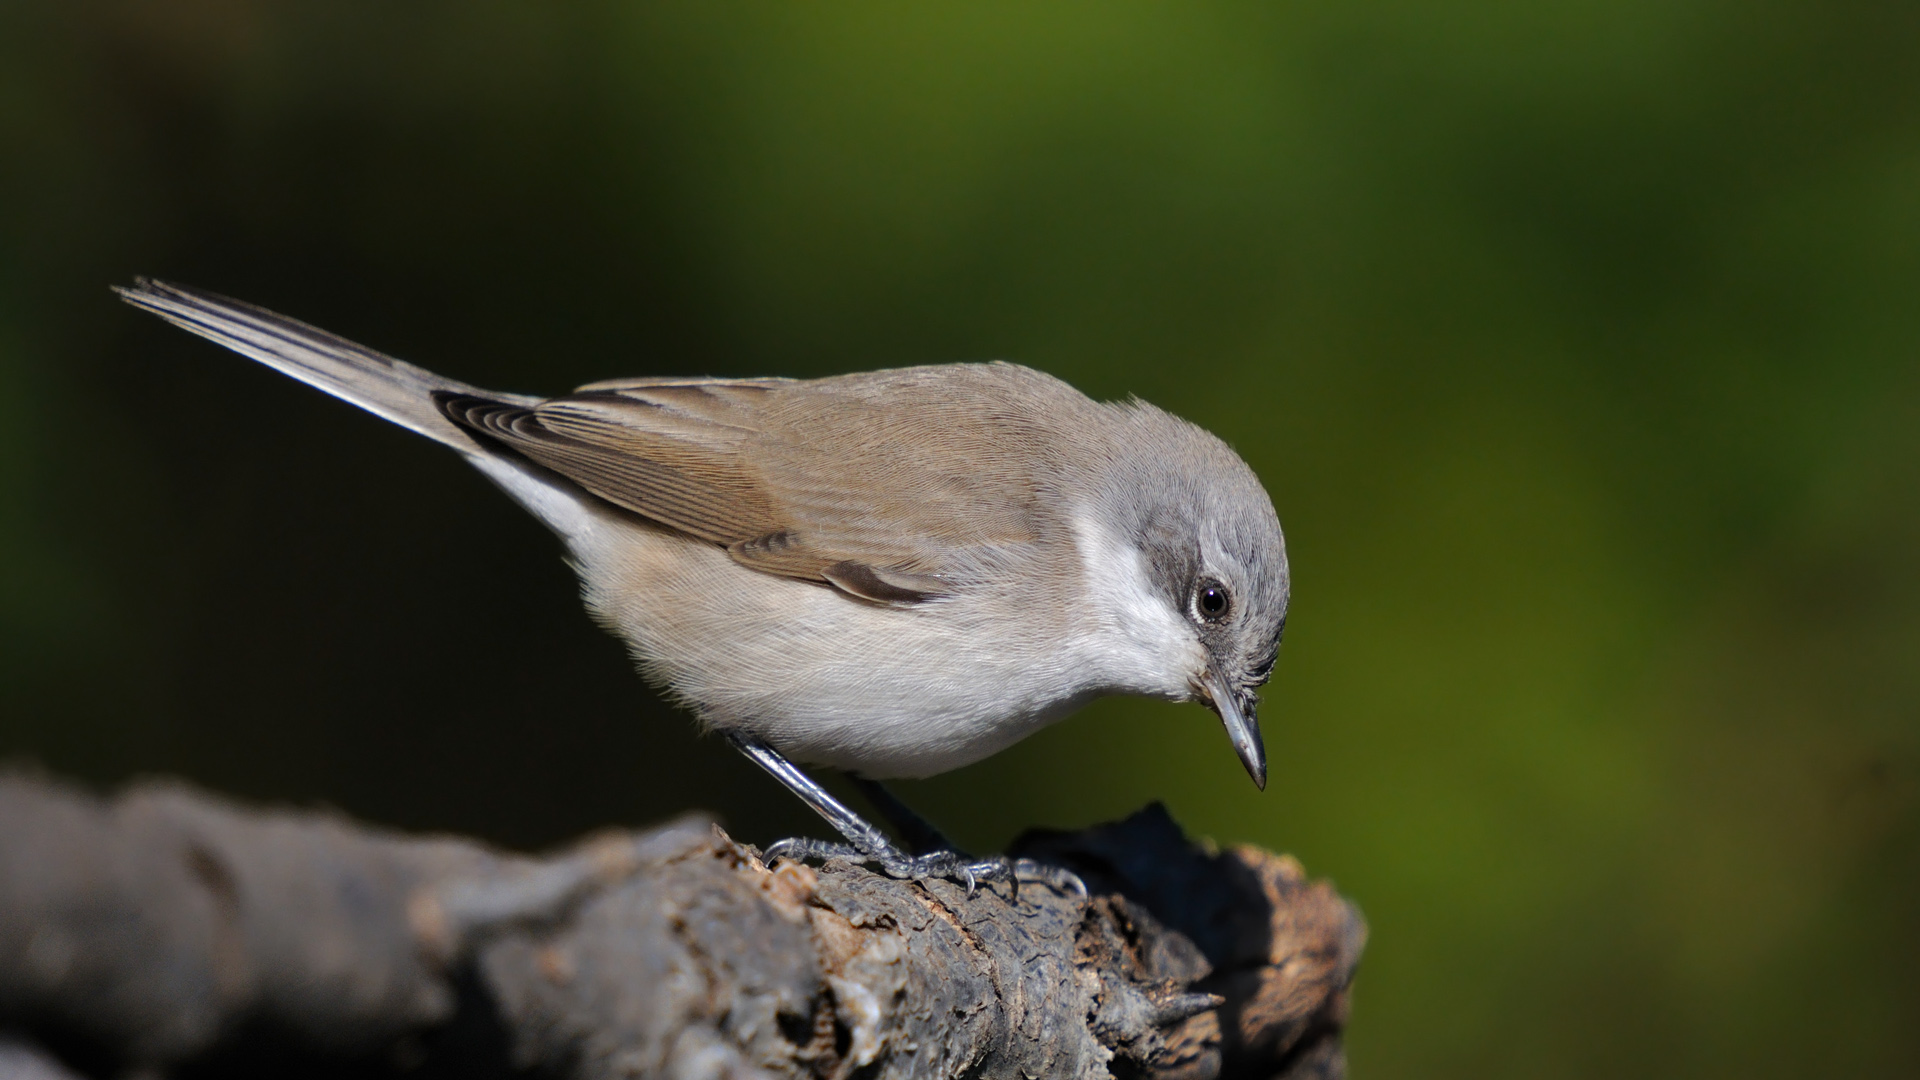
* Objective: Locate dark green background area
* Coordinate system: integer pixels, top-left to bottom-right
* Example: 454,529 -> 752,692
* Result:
4,3 -> 1918,1075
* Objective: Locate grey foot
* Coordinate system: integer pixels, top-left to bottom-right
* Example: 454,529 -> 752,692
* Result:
725,732 -> 1085,898
764,837 -> 1087,898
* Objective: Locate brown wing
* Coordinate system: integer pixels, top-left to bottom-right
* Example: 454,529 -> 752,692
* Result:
436,364 -> 1093,604
438,379 -> 784,544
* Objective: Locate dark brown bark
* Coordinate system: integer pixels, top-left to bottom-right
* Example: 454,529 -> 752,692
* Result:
0,770 -> 1364,1079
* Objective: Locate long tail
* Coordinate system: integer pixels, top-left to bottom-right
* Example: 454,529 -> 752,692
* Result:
112,278 -> 537,452
114,278 -> 613,543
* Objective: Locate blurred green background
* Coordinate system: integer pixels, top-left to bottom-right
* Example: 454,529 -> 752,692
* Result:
4,2 -> 1918,1075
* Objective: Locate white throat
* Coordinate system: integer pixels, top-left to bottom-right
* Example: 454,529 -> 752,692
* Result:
1068,511 -> 1206,700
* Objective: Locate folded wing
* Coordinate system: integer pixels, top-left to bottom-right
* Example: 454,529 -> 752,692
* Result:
437,364 -> 1084,605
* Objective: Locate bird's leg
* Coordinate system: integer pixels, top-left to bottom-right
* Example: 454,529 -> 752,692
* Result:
847,774 -> 1089,900
847,775 -> 956,854
726,733 -> 1083,897
726,733 -> 1002,889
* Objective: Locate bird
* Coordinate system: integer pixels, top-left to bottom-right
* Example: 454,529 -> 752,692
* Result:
114,278 -> 1290,891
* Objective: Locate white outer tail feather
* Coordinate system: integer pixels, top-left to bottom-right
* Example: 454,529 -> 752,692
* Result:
112,279 -> 537,450
113,278 -> 605,545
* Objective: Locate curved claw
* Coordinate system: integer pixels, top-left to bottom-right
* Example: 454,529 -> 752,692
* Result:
761,835 -> 1089,905
1013,858 -> 1089,899
731,739 -> 1086,901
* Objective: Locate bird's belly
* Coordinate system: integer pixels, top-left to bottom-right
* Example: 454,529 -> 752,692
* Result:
745,669 -> 1106,779
574,525 -> 1124,779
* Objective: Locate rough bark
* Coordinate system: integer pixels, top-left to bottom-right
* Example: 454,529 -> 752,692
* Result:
0,770 -> 1364,1080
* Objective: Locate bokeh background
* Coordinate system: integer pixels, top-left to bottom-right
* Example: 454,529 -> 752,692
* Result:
4,2 -> 1918,1076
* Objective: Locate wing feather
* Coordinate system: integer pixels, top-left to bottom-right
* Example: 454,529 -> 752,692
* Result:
436,363 -> 1096,602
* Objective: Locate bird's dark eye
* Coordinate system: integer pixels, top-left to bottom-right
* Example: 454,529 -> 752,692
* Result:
1195,581 -> 1231,621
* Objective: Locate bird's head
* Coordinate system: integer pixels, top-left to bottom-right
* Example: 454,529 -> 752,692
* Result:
1103,404 -> 1289,788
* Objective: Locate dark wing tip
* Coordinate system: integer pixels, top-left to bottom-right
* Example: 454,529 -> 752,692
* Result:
820,560 -> 949,606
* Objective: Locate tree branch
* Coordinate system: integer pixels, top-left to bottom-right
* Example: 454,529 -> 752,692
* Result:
0,770 -> 1364,1079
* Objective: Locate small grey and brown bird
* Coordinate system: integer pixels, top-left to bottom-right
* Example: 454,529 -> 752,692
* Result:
115,279 -> 1289,889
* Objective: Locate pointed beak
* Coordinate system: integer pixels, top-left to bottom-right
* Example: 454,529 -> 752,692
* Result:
1201,667 -> 1267,790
